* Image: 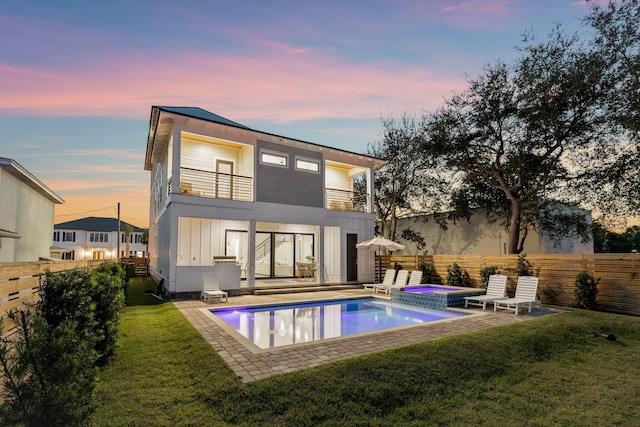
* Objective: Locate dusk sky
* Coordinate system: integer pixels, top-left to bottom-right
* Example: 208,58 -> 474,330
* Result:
1,1 -> 594,228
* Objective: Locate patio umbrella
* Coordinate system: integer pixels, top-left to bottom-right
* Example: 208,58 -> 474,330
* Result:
356,237 -> 405,282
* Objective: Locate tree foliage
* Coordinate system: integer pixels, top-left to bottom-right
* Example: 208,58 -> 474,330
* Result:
422,26 -> 611,254
366,1 -> 637,253
593,223 -> 640,252
368,113 -> 447,246
576,0 -> 640,217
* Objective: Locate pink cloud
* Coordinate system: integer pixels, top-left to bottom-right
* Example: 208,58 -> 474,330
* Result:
0,46 -> 466,124
439,1 -> 511,15
392,0 -> 519,29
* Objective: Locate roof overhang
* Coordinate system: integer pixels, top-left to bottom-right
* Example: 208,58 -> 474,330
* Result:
144,107 -> 174,171
0,157 -> 64,204
142,106 -> 387,170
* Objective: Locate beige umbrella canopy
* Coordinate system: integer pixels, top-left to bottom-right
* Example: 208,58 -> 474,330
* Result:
356,237 -> 405,282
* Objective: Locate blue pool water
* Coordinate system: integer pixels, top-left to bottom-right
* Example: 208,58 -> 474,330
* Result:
211,297 -> 463,349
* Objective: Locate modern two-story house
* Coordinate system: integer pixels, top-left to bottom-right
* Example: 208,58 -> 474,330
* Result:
144,106 -> 384,296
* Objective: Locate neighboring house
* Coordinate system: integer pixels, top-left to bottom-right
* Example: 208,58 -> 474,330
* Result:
0,157 -> 64,263
53,217 -> 148,260
393,207 -> 594,255
144,106 -> 384,295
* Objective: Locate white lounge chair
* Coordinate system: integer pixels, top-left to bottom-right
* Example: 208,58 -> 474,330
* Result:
201,272 -> 228,303
494,276 -> 543,315
464,274 -> 508,310
407,270 -> 423,286
376,269 -> 409,294
363,269 -> 395,292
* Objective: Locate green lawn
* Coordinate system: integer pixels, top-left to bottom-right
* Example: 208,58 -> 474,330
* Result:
92,277 -> 640,426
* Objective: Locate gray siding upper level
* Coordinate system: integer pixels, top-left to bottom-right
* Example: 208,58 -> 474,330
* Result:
256,140 -> 324,208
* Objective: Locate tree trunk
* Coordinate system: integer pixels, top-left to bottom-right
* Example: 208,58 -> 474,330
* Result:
508,198 -> 523,254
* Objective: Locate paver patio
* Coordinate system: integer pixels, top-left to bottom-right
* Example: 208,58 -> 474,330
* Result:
174,289 -> 559,383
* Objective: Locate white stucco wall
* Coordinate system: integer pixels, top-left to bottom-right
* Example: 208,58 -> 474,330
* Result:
394,209 -> 593,255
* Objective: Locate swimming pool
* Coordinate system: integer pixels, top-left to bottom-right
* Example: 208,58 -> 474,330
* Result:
210,297 -> 463,349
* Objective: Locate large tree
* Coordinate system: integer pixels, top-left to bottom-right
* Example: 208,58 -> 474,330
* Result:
576,0 -> 640,218
423,28 -> 610,253
367,113 -> 447,249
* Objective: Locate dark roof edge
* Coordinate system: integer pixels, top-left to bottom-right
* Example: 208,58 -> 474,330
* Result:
152,106 -> 386,165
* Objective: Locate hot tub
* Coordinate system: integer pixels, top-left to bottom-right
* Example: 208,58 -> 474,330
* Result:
390,284 -> 486,310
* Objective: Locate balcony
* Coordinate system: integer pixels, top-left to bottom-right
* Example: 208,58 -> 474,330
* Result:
176,167 -> 253,202
326,188 -> 370,213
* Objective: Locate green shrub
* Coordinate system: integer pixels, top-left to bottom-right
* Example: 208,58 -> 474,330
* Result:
574,270 -> 600,310
0,264 -> 128,425
509,254 -> 539,277
0,307 -> 96,427
38,268 -> 96,338
446,263 -> 466,287
419,262 -> 433,283
479,266 -> 500,288
90,265 -> 126,365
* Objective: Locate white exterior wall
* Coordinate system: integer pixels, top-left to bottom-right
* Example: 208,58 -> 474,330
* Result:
394,210 -> 593,256
53,229 -> 148,260
0,169 -> 58,262
152,198 -> 374,293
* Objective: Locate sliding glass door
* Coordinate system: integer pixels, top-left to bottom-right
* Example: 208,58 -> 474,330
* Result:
254,232 -> 314,279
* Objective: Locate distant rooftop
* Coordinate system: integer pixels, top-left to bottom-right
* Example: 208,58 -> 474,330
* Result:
55,217 -> 147,232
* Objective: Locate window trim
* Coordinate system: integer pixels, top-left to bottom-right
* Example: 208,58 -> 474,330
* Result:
295,156 -> 320,173
260,149 -> 289,168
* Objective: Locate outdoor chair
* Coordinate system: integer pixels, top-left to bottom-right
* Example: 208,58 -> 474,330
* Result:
494,276 -> 543,315
464,274 -> 508,310
406,270 -> 423,286
363,269 -> 395,292
201,271 -> 228,303
376,269 -> 409,294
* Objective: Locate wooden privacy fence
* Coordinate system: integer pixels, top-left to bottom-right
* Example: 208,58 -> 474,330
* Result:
0,260 -> 111,318
378,254 -> 640,316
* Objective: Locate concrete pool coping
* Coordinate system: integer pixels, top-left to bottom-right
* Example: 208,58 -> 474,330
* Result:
174,289 -> 561,383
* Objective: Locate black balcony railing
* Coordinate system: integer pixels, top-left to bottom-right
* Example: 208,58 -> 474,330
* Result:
326,188 -> 370,213
176,167 -> 253,202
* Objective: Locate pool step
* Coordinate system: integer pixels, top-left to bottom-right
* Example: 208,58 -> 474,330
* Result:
254,284 -> 361,295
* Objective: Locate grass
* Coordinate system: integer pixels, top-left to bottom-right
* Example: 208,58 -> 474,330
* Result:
92,277 -> 640,426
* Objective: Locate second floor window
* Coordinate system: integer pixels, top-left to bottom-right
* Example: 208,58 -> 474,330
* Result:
62,232 -> 75,242
90,233 -> 109,242
296,158 -> 320,173
261,151 -> 288,167
122,233 -> 141,243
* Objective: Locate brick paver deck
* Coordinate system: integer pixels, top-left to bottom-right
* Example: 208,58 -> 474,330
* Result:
174,290 -> 560,383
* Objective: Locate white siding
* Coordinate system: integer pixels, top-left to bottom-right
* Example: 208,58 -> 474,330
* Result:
181,139 -> 240,172
325,166 -> 351,191
0,171 -> 56,262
